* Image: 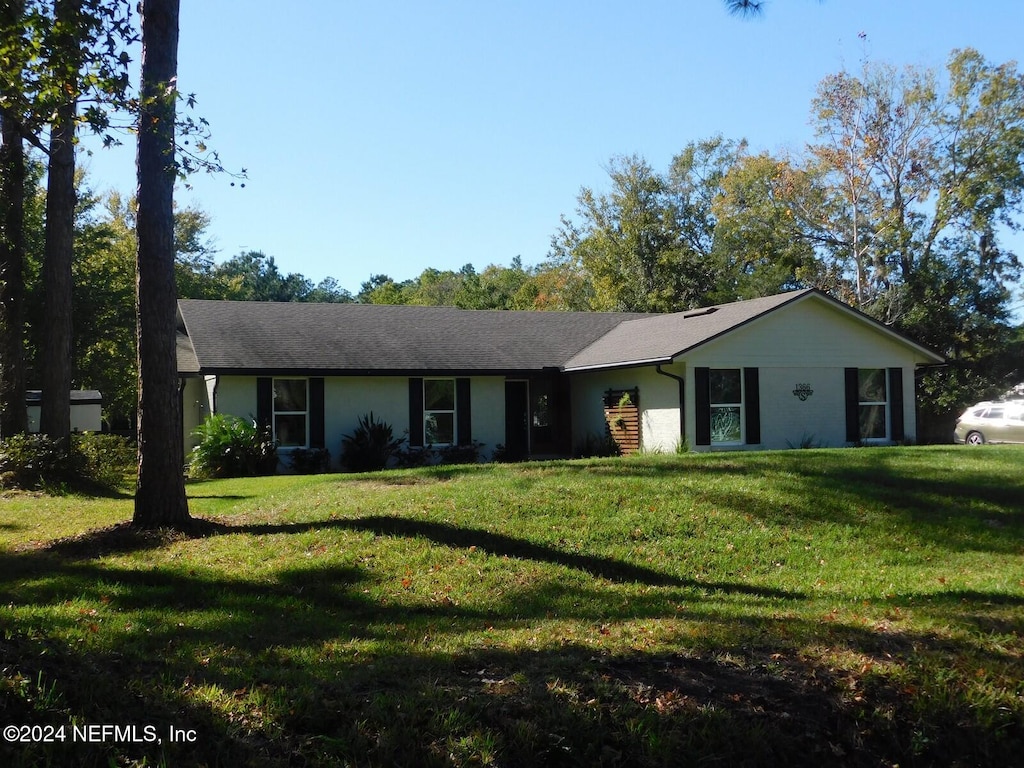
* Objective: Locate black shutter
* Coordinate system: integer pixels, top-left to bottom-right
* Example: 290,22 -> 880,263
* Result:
677,378 -> 686,443
309,377 -> 325,449
257,377 -> 273,431
456,378 -> 471,446
888,368 -> 904,443
694,367 -> 711,446
844,368 -> 860,443
744,367 -> 761,445
408,378 -> 424,447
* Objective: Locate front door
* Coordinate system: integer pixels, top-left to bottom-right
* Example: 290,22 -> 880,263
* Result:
504,380 -> 529,461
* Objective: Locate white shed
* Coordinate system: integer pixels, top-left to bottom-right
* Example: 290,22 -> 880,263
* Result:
26,390 -> 104,433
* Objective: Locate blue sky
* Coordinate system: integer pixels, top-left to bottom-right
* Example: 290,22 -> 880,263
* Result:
79,0 -> 1024,312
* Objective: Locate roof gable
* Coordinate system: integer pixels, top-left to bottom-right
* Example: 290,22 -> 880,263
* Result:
563,290 -> 944,371
563,291 -> 806,371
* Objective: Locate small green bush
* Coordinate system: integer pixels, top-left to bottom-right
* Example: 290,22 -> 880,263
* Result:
577,431 -> 622,458
340,412 -> 405,472
188,414 -> 278,478
288,447 -> 331,474
70,433 -> 136,491
0,432 -> 134,492
437,440 -> 486,465
393,443 -> 436,468
0,434 -> 71,489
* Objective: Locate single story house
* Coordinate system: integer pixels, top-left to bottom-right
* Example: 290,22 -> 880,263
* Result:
26,390 -> 103,434
176,288 -> 944,468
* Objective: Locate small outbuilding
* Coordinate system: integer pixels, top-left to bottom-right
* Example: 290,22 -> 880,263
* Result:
26,390 -> 104,434
175,289 -> 944,469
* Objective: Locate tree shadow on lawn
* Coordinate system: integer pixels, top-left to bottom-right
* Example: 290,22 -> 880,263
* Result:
2,548 -> 1020,767
2,506 -> 1023,767
22,515 -> 801,600
694,461 -> 1023,555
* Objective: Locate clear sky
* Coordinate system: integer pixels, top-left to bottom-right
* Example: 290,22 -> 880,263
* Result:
79,0 -> 1024,311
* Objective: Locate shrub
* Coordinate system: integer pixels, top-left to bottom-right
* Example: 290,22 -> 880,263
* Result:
0,432 -> 136,493
188,414 -> 277,478
0,434 -> 71,489
577,431 -> 622,458
288,447 -> 331,474
437,440 -> 486,465
340,412 -> 405,472
393,443 -> 436,468
70,433 -> 136,491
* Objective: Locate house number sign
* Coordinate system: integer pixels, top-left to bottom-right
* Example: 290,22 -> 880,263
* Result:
792,383 -> 813,401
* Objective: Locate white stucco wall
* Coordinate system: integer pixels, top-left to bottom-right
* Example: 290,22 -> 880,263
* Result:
682,297 -> 925,450
194,374 -> 509,468
215,376 -> 258,419
468,377 -> 507,458
686,296 -> 933,368
324,376 -> 506,462
570,366 -> 682,454
181,377 -> 212,452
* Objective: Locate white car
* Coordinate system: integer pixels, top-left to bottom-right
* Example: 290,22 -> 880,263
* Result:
953,400 -> 1024,444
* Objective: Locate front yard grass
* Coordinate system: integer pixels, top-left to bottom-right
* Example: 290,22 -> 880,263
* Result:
1,445 -> 1022,766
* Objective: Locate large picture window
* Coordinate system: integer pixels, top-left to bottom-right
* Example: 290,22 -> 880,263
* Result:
424,378 -> 456,445
273,378 -> 308,447
857,368 -> 888,440
709,369 -> 742,444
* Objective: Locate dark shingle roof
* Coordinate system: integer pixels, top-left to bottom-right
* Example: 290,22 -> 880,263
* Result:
26,390 -> 103,404
176,289 -> 942,376
176,300 -> 648,374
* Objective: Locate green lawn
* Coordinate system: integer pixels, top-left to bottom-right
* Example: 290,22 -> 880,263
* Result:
2,446 -> 1022,767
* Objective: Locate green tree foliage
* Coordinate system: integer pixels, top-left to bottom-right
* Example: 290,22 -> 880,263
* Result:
210,251 -> 352,303
71,191 -> 137,430
797,49 -> 1024,435
0,0 -> 135,446
711,152 -> 832,300
548,142 -> 747,312
550,155 -> 704,312
354,259 -> 547,310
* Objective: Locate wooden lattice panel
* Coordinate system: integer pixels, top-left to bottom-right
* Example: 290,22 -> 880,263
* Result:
604,388 -> 640,455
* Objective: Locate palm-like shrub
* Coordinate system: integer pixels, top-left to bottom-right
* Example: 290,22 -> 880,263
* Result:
188,414 -> 277,478
340,412 -> 405,472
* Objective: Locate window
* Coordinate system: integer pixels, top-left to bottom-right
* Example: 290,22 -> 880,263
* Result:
709,369 -> 742,444
857,368 -> 888,440
273,378 -> 308,447
423,378 -> 456,445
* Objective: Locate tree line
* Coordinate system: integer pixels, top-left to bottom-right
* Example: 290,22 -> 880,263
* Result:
2,0 -> 1022,532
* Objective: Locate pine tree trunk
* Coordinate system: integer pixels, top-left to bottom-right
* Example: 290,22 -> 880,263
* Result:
39,102 -> 75,446
0,111 -> 27,437
133,0 -> 190,528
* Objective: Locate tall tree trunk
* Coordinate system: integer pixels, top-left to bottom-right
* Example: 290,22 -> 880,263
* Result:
0,111 -> 27,437
38,0 -> 85,447
39,100 -> 76,445
133,0 -> 189,528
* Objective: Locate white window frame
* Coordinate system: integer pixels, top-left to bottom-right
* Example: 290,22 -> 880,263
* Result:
857,368 -> 888,441
273,377 -> 309,448
423,378 -> 456,446
709,368 -> 743,446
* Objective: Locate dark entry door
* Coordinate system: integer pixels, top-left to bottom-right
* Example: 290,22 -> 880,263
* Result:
504,380 -> 529,461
